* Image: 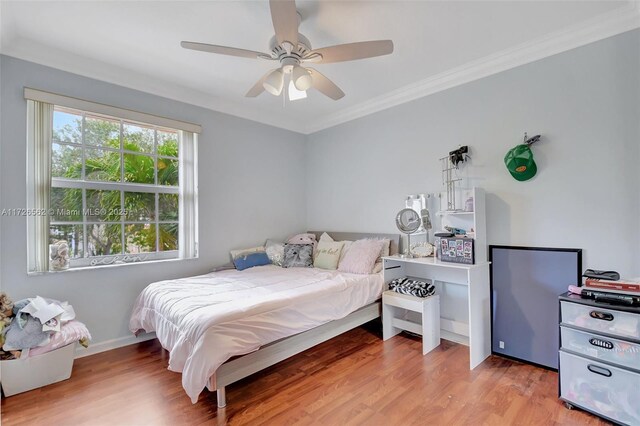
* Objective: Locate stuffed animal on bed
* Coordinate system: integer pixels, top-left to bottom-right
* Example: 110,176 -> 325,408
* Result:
287,233 -> 317,245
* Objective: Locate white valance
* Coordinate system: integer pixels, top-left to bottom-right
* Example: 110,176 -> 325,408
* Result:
24,88 -> 202,134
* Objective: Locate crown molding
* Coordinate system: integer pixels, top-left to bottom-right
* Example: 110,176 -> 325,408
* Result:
0,39 -> 308,134
303,2 -> 640,134
2,3 -> 638,136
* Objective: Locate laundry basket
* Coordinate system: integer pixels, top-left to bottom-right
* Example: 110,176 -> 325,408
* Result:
0,343 -> 75,396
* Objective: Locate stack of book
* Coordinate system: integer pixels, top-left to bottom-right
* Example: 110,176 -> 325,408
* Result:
581,278 -> 640,305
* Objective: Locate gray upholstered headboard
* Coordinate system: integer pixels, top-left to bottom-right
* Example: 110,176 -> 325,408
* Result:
308,231 -> 401,256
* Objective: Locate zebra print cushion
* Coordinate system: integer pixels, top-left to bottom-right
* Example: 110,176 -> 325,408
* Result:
388,277 -> 435,298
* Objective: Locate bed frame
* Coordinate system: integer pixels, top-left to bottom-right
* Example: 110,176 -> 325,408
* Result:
209,231 -> 400,408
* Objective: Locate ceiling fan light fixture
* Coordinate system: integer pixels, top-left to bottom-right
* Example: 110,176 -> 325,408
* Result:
263,68 -> 284,96
282,64 -> 294,74
288,80 -> 307,101
292,65 -> 312,91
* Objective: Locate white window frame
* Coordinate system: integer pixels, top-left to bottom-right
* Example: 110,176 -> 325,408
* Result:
25,88 -> 200,272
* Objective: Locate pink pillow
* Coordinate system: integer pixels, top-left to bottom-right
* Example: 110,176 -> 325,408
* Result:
338,239 -> 384,274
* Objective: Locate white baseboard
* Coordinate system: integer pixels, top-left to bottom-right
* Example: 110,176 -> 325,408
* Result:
74,332 -> 157,359
75,328 -> 468,359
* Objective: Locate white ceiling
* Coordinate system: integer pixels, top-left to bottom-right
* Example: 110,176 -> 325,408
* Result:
1,1 -> 638,134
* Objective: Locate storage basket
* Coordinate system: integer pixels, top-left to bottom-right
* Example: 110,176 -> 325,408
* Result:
0,343 -> 75,396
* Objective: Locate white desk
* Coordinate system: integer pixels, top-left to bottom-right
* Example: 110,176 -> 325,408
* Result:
382,255 -> 491,369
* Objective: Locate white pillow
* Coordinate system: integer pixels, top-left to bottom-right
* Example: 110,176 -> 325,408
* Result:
319,233 -> 353,264
327,236 -> 389,270
340,241 -> 353,263
338,239 -> 384,274
371,238 -> 391,273
314,240 -> 345,270
319,232 -> 333,242
316,232 -> 332,259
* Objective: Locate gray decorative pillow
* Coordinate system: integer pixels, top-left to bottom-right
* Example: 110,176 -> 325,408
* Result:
282,244 -> 313,268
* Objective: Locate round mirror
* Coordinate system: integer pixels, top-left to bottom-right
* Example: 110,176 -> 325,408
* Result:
395,208 -> 421,234
395,208 -> 421,258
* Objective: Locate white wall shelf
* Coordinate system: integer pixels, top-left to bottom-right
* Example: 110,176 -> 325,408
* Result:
436,187 -> 487,264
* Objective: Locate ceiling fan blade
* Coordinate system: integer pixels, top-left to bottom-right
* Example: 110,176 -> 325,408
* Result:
245,70 -> 275,97
181,41 -> 272,60
307,68 -> 345,100
305,40 -> 393,64
269,0 -> 298,49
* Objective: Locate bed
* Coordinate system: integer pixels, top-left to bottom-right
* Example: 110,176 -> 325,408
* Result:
129,231 -> 400,406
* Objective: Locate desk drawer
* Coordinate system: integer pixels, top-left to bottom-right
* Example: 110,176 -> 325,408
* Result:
561,301 -> 640,341
560,351 -> 640,425
561,326 -> 640,371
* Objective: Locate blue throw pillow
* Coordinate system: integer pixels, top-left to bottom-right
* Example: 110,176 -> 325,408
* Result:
233,252 -> 271,271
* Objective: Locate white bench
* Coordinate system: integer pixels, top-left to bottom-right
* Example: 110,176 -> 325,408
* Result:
382,290 -> 441,355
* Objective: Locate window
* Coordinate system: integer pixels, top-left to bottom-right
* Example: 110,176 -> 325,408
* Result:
51,107 -> 180,265
25,89 -> 200,272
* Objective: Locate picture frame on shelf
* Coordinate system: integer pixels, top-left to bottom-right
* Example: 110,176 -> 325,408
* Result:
439,237 -> 474,265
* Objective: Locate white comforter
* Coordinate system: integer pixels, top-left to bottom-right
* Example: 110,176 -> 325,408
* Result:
129,265 -> 383,403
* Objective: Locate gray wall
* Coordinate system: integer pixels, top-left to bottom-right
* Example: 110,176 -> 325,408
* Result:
307,30 -> 640,277
1,29 -> 638,352
0,56 -> 307,347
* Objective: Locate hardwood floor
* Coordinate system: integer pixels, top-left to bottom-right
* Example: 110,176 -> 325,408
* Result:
1,321 -> 608,426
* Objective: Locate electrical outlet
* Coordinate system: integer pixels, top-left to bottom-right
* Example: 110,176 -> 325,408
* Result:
499,341 -> 505,349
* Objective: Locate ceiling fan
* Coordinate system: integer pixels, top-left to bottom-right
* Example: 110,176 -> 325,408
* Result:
181,0 -> 394,101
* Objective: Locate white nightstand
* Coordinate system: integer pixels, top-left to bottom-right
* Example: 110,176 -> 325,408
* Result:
382,290 -> 440,355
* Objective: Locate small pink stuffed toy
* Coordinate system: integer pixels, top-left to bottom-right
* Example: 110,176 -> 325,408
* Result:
287,233 -> 317,246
